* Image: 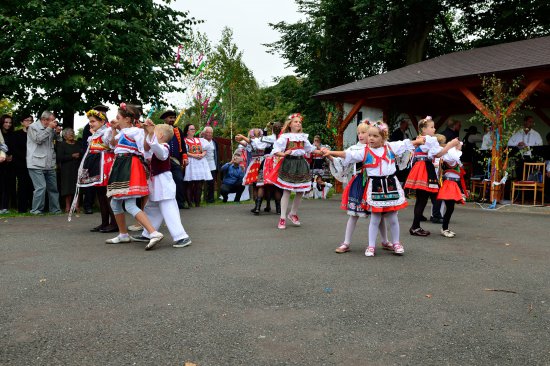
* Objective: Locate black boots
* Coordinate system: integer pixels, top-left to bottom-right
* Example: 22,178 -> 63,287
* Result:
275,200 -> 281,215
251,198 -> 262,215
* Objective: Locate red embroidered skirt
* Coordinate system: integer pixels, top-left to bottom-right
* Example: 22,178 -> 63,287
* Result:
437,180 -> 465,204
107,154 -> 149,198
404,161 -> 439,193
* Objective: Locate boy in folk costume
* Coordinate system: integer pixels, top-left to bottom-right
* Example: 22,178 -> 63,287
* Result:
323,120 -> 425,256
132,123 -> 192,249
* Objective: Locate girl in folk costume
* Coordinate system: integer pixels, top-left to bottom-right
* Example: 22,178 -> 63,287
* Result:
105,103 -> 163,248
236,128 -> 270,215
69,109 -> 116,232
404,116 -> 460,236
436,140 -> 467,238
182,123 -> 212,207
325,121 -> 388,254
323,120 -> 425,256
266,113 -> 321,229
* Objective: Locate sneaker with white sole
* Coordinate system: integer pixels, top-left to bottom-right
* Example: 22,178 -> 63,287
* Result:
440,229 -> 455,238
173,237 -> 192,248
287,214 -> 301,226
130,235 -> 150,242
393,243 -> 405,255
105,235 -> 131,244
145,232 -> 164,250
335,243 -> 350,253
278,218 -> 286,229
365,247 -> 375,257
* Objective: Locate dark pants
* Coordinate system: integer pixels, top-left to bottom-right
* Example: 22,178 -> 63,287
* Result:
15,165 -> 33,213
82,186 -> 96,211
170,160 -> 186,208
220,183 -> 245,202
205,170 -> 217,203
431,194 -> 443,219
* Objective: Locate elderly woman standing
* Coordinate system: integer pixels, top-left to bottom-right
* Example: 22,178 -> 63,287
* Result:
182,123 -> 212,207
57,128 -> 82,213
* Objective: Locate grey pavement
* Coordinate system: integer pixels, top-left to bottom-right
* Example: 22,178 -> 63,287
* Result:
1,198 -> 549,365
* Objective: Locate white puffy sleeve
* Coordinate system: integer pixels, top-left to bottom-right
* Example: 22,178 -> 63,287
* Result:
272,134 -> 288,154
425,135 -> 442,158
441,147 -> 462,166
387,139 -> 414,156
343,147 -> 366,166
146,134 -> 169,161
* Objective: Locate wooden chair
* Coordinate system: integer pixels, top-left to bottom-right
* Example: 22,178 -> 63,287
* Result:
471,178 -> 490,201
511,162 -> 546,205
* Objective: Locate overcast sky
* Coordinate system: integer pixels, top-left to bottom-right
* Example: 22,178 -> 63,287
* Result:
173,0 -> 303,86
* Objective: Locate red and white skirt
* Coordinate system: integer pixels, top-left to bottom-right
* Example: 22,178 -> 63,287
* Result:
107,154 -> 149,198
437,179 -> 465,204
404,160 -> 439,193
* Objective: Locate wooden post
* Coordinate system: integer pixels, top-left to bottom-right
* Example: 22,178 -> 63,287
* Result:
337,99 -> 365,149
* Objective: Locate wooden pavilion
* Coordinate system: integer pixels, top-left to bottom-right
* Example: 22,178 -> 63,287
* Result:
314,36 -> 550,201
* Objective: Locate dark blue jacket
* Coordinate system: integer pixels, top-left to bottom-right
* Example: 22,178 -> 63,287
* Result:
221,163 -> 244,185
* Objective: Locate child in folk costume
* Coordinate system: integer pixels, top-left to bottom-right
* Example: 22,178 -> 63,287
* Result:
105,103 -> 163,248
70,109 -> 116,231
235,128 -> 270,215
325,121 -> 389,254
132,123 -> 192,250
324,120 -> 425,256
437,140 -> 467,237
405,116 -> 460,236
266,113 -> 321,229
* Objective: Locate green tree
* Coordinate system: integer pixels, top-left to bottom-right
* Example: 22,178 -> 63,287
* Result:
0,0 -> 197,128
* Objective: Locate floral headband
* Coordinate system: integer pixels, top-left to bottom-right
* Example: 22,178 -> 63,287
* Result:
288,113 -> 304,121
86,109 -> 107,121
367,120 -> 388,132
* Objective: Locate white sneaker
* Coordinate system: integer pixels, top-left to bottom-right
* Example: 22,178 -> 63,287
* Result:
393,243 -> 405,255
364,247 -> 375,257
145,232 -> 164,250
440,229 -> 455,238
105,235 -> 131,244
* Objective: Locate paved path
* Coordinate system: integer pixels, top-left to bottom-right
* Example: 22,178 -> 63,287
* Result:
1,199 -> 549,365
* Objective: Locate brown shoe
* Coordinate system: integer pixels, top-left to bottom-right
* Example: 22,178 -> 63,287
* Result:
409,227 -> 430,236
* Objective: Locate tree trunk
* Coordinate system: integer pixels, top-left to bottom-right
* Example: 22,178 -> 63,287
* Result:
405,23 -> 433,65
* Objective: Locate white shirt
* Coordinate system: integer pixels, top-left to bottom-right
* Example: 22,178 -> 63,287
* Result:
203,139 -> 216,171
272,133 -> 316,156
440,147 -> 462,179
145,134 -> 176,202
343,140 -> 414,177
114,127 -> 145,155
507,129 -> 543,147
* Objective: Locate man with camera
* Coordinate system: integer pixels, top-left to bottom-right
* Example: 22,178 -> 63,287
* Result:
27,111 -> 62,214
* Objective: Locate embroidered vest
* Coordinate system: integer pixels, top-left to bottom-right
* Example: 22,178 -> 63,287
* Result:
185,138 -> 203,154
116,134 -> 139,152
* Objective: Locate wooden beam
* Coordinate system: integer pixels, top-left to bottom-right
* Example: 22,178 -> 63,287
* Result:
505,79 -> 543,117
534,108 -> 550,128
535,81 -> 550,95
338,98 -> 365,134
459,87 -> 494,121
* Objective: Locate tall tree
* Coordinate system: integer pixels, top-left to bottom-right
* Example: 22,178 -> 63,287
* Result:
0,0 -> 197,127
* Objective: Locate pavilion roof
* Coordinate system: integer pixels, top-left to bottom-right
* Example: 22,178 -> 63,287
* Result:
314,36 -> 550,102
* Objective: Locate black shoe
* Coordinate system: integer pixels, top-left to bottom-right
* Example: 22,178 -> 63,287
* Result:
420,216 -> 427,222
99,225 -> 118,233
409,227 -> 431,236
84,209 -> 93,214
264,206 -> 271,213
430,216 -> 444,224
90,225 -> 103,232
252,198 -> 261,215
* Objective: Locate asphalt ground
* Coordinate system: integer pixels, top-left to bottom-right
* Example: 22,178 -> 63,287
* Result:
1,198 -> 549,365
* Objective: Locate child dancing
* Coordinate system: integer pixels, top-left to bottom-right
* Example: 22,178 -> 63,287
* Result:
324,120 -> 424,256
405,116 -> 460,236
266,113 -> 321,229
132,122 -> 192,250
105,103 -> 163,249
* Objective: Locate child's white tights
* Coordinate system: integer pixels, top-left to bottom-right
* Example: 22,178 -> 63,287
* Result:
368,211 -> 400,247
280,190 -> 303,219
343,215 -> 388,245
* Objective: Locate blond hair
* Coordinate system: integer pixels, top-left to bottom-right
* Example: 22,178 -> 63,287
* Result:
435,133 -> 446,146
281,113 -> 304,134
154,123 -> 174,142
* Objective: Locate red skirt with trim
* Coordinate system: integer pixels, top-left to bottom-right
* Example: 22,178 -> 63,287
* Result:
107,154 -> 149,198
97,152 -> 114,187
437,180 -> 465,204
243,158 -> 261,185
404,161 -> 439,193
